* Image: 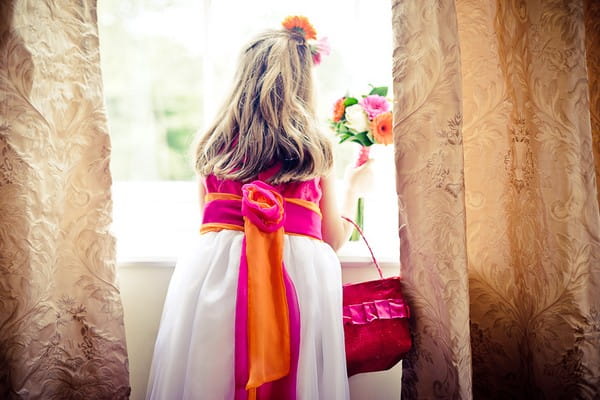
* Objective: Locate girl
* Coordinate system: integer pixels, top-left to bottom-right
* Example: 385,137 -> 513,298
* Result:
146,16 -> 373,400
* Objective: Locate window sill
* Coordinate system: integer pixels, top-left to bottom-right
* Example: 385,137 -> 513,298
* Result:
116,241 -> 399,270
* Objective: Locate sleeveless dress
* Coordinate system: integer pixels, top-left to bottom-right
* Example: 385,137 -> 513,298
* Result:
146,173 -> 350,400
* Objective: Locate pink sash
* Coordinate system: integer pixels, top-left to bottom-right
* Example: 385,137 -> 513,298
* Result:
200,180 -> 323,400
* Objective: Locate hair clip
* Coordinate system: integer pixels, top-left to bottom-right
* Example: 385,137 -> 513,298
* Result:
282,15 -> 330,65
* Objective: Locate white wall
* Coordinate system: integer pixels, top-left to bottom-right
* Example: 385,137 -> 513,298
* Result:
118,261 -> 402,400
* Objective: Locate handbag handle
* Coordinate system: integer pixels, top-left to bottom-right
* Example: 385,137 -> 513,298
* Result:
341,216 -> 383,279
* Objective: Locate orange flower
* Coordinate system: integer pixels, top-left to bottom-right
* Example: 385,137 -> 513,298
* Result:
282,16 -> 317,40
332,97 -> 346,122
371,112 -> 393,145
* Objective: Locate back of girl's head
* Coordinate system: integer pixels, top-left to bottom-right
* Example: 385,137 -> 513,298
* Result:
194,25 -> 333,184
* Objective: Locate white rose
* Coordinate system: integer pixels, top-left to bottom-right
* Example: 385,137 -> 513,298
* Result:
344,104 -> 369,133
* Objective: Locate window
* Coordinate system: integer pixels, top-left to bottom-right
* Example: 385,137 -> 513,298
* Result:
99,0 -> 398,264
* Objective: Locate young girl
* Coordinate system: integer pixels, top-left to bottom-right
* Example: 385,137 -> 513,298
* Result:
146,16 -> 373,400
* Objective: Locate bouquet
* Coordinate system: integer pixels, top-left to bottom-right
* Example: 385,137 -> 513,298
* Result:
329,85 -> 393,241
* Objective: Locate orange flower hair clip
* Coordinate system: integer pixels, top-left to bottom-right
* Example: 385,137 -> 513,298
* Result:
282,16 -> 317,40
282,15 -> 330,65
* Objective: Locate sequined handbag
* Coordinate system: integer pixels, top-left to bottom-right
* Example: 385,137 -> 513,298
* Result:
341,217 -> 412,376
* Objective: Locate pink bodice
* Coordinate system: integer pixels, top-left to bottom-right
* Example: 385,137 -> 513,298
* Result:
203,174 -> 322,205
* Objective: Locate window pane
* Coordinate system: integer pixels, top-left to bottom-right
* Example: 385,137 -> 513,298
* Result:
99,0 -> 393,181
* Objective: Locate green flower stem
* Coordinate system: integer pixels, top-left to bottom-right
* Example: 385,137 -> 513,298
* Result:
349,197 -> 364,242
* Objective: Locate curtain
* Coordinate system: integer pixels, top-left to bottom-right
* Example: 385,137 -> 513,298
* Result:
588,1 -> 600,207
392,0 -> 600,398
0,1 -> 130,399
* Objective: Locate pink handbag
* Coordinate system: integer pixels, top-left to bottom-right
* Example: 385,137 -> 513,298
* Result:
341,217 -> 412,376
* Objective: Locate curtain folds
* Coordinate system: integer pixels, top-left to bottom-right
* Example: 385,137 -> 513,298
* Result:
0,0 -> 130,398
391,0 -> 473,398
392,0 -> 600,398
587,0 -> 600,207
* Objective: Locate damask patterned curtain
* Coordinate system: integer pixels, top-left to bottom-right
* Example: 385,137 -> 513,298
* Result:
0,1 -> 130,398
392,0 -> 600,398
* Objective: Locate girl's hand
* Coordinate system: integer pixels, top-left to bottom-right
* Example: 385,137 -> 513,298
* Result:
320,159 -> 376,251
345,159 -> 376,196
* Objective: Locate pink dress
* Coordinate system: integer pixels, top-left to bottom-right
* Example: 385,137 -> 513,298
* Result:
146,175 -> 350,400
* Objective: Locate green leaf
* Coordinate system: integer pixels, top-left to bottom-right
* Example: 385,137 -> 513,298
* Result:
368,86 -> 388,96
339,124 -> 359,134
343,97 -> 358,107
366,130 -> 375,143
330,121 -> 350,135
338,135 -> 352,144
350,131 -> 374,146
337,131 -> 352,140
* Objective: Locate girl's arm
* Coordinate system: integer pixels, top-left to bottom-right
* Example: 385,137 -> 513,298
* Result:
198,175 -> 206,218
320,160 -> 374,251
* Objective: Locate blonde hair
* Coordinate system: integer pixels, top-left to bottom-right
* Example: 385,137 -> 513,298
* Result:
194,29 -> 333,184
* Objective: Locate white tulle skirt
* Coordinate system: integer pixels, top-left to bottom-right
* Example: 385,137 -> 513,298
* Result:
146,231 -> 350,400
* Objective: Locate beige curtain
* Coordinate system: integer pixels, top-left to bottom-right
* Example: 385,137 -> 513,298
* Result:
0,1 -> 130,398
588,1 -> 600,207
392,0 -> 600,398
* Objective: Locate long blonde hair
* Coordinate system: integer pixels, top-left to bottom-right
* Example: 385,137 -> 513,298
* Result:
194,29 -> 333,184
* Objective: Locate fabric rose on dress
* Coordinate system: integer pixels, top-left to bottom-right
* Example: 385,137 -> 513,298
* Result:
241,181 -> 285,232
345,104 -> 369,133
359,95 -> 390,120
